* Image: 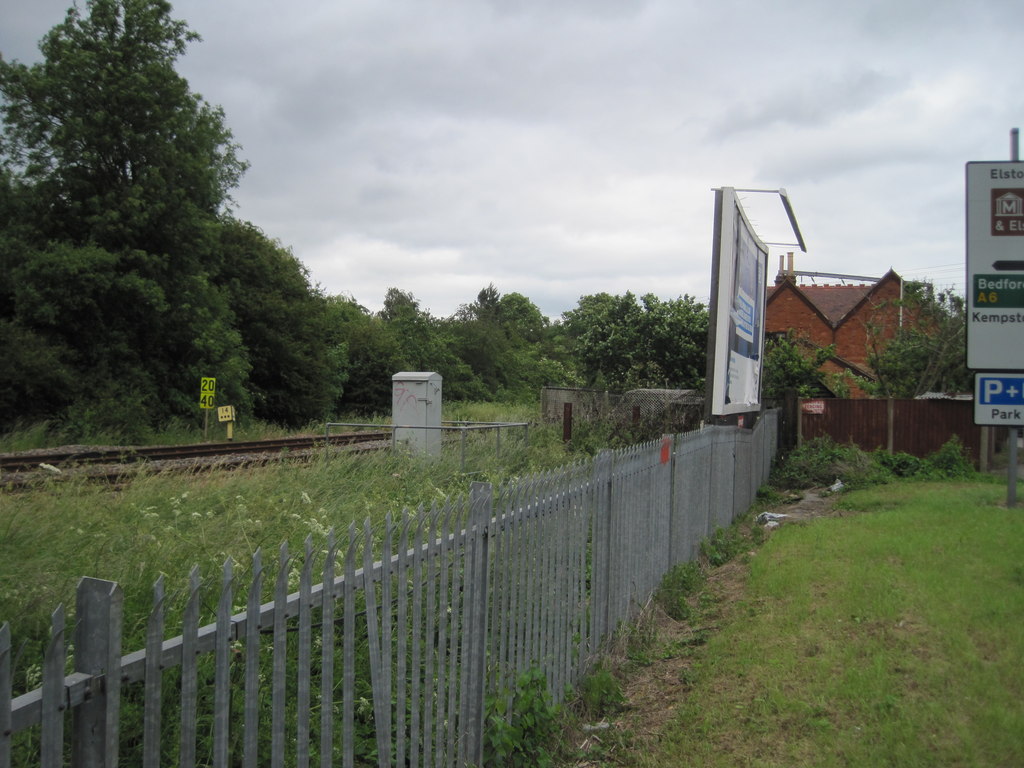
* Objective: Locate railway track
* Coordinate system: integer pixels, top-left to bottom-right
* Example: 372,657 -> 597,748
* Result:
0,431 -> 391,487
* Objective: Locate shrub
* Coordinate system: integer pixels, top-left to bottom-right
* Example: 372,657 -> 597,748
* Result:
922,436 -> 976,479
700,525 -> 747,568
772,435 -> 979,491
770,437 -> 882,490
872,450 -> 924,478
484,667 -> 561,768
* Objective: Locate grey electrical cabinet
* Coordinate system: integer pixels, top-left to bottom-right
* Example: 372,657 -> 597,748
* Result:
392,372 -> 442,455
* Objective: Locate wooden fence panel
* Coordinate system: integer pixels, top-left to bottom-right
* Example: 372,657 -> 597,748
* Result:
800,399 -> 984,464
801,399 -> 889,450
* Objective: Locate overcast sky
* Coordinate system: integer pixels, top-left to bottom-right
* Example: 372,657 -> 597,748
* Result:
2,0 -> 1018,318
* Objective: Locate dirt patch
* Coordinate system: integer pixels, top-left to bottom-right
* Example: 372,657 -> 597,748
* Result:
562,489 -> 841,767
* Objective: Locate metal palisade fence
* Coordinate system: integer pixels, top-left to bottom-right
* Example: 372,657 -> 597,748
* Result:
1,413 -> 777,768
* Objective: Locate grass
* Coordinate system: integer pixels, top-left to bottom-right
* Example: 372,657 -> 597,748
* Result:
0,403 -> 577,675
591,481 -> 1024,768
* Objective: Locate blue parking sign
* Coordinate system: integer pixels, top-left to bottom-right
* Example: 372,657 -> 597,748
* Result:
974,373 -> 1024,425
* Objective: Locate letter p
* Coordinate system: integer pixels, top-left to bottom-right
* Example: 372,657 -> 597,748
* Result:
984,379 -> 1004,403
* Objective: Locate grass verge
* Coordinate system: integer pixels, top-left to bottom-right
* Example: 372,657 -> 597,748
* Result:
562,481 -> 1024,767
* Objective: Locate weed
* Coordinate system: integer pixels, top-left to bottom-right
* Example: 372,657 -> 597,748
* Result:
770,435 -> 979,491
655,561 -> 705,621
575,662 -> 625,719
484,667 -> 561,768
700,525 -> 746,568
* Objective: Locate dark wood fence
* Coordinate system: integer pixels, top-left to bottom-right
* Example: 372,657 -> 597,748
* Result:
795,398 -> 992,467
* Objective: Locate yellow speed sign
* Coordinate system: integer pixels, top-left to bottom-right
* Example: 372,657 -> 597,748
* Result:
199,377 -> 216,409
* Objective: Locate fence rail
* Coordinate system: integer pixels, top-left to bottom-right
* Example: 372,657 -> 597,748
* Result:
1,413 -> 777,768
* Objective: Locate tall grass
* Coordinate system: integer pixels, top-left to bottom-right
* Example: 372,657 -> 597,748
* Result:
0,410 -> 575,683
639,481 -> 1024,767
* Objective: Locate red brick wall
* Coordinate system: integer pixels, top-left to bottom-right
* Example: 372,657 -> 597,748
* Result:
765,288 -> 834,347
766,273 -> 905,393
832,277 -> 902,368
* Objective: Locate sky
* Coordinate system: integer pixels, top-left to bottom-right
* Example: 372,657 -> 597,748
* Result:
2,0 -> 1018,319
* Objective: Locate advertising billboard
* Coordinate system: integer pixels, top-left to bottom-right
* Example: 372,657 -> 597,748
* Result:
706,187 -> 770,417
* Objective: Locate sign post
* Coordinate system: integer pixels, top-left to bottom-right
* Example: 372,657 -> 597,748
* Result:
967,142 -> 1024,507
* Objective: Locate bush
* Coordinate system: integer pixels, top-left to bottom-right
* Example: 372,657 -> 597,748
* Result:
922,436 -> 976,479
771,435 -> 978,491
484,667 -> 561,768
872,450 -> 924,478
700,526 -> 747,568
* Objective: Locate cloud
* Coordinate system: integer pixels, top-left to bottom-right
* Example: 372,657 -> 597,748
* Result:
3,0 -> 1020,313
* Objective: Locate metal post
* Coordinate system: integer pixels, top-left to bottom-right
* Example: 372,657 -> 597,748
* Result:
460,427 -> 467,472
462,483 -> 491,767
495,425 -> 501,459
1009,427 -> 1019,508
73,578 -> 123,768
1008,129 -> 1019,507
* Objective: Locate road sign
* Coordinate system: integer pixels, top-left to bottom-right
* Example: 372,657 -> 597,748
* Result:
966,162 -> 1024,370
974,373 -> 1024,426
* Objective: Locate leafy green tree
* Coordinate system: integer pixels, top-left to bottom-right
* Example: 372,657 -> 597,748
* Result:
864,283 -> 970,398
215,220 -> 345,426
0,0 -> 246,254
333,297 -> 403,414
0,0 -> 252,434
561,292 -> 708,390
761,332 -> 837,400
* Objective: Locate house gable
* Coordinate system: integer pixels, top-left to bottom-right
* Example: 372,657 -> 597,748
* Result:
765,267 -> 905,396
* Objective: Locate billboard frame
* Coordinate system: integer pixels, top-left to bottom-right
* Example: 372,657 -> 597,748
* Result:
705,187 -> 772,419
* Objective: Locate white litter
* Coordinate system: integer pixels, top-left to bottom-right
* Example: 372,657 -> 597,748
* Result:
756,511 -> 788,525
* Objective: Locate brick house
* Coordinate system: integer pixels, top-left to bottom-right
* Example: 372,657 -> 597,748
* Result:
765,258 -> 905,397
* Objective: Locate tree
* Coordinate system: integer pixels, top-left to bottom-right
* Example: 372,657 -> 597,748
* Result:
0,0 -> 246,255
0,0 -> 252,434
561,292 -> 708,390
215,220 -> 346,426
761,332 -> 837,401
864,283 -> 970,398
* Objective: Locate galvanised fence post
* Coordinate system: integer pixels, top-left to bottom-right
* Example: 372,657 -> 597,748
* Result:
461,482 -> 492,767
72,578 -> 123,768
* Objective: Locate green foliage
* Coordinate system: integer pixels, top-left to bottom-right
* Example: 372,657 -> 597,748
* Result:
771,436 -> 978,490
770,437 -> 880,490
561,291 -> 707,390
700,525 -> 747,568
918,435 -> 976,479
864,282 -> 970,398
761,332 -> 837,400
214,220 -> 345,425
484,667 -> 561,768
655,561 -> 705,620
575,662 -> 625,719
0,0 -> 246,249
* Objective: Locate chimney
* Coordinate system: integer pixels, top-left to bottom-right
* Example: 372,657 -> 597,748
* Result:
776,252 -> 796,284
